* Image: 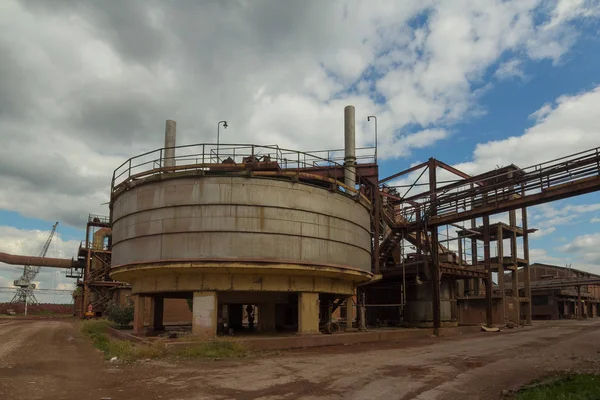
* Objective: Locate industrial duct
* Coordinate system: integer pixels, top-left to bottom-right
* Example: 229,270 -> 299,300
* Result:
344,105 -> 357,188
0,252 -> 81,269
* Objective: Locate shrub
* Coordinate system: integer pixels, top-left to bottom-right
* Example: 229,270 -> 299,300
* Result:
104,300 -> 134,328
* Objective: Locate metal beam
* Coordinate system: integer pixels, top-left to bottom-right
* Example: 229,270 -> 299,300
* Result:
379,161 -> 429,184
435,159 -> 473,181
418,176 -> 600,228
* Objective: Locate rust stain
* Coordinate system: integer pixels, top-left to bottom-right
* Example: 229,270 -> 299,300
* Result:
259,206 -> 265,231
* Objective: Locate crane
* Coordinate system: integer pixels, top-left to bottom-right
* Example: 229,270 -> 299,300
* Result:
11,222 -> 59,306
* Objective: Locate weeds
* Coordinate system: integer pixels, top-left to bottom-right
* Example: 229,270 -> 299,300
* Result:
79,319 -> 113,354
514,374 -> 600,400
107,339 -> 167,362
79,319 -> 166,361
79,319 -> 247,362
172,338 -> 248,360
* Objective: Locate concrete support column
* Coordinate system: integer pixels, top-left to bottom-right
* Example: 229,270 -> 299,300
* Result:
298,292 -> 319,335
132,294 -> 146,336
192,291 -> 218,337
149,295 -> 164,332
258,303 -> 276,332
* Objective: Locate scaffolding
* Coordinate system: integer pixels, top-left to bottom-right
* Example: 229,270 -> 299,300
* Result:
376,146 -> 600,333
74,214 -> 126,317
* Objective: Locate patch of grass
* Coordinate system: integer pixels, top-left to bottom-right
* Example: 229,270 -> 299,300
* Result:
80,319 -> 114,354
514,374 -> 600,400
107,339 -> 167,362
79,319 -> 166,362
173,338 -> 248,360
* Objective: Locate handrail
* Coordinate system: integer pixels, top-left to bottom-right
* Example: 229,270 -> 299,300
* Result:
111,143 -> 375,206
390,146 -> 600,227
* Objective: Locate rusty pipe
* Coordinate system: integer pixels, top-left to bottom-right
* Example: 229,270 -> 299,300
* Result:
0,252 -> 81,269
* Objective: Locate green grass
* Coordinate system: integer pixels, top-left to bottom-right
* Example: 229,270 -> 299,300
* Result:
172,338 -> 248,360
80,320 -> 247,362
79,319 -> 166,362
514,374 -> 600,400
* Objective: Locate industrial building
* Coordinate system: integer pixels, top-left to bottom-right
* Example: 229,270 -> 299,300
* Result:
527,263 -> 600,320
2,105 -> 600,340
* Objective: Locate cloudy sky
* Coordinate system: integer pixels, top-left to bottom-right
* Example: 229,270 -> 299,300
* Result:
1,0 -> 600,303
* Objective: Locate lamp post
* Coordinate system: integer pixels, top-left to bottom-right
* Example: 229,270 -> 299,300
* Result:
367,115 -> 377,163
217,120 -> 228,160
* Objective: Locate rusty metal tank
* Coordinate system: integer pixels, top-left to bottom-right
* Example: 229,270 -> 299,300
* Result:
109,110 -> 375,336
110,174 -> 371,272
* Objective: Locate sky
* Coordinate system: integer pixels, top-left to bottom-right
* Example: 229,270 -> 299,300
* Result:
1,0 -> 600,303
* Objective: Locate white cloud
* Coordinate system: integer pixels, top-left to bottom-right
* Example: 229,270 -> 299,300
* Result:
546,0 -> 600,29
591,217 -> 600,223
560,232 -> 600,266
455,86 -> 600,175
528,202 -> 600,239
0,225 -> 79,303
0,0 -> 596,227
494,59 -> 525,80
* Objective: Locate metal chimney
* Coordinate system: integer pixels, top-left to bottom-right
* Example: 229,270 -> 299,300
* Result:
164,119 -> 177,168
344,105 -> 356,189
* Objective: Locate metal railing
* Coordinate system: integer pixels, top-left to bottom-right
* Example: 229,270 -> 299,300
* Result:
391,146 -> 600,227
111,143 -> 376,199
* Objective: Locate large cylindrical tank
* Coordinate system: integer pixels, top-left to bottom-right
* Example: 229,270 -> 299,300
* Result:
110,175 -> 372,295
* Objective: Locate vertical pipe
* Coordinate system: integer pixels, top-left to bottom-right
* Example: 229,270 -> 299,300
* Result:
471,217 -> 478,296
497,225 -> 505,324
521,196 -> 532,325
457,233 -> 463,266
428,158 -> 441,335
373,181 -> 381,274
344,105 -> 356,189
164,120 -> 177,169
484,215 -> 493,327
510,209 -> 519,322
577,286 -> 582,320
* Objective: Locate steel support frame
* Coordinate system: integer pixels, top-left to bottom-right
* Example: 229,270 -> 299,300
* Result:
428,159 -> 442,335
483,215 -> 493,327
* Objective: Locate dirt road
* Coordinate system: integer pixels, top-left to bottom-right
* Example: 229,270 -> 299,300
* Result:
1,319 -> 600,400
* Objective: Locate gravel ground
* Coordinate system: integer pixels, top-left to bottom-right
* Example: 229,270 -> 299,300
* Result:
1,319 -> 599,400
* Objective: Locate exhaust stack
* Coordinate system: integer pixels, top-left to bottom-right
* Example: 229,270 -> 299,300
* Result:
164,119 -> 177,168
344,105 -> 356,189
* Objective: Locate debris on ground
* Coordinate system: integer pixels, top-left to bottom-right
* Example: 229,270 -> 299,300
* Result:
480,325 -> 501,332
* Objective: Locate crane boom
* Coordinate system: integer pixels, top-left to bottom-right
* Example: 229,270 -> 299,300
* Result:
22,222 -> 59,282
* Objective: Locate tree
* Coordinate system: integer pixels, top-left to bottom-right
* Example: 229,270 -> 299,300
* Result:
104,299 -> 134,328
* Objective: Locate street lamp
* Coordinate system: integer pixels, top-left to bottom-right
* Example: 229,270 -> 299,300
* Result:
217,120 -> 228,159
367,115 -> 377,163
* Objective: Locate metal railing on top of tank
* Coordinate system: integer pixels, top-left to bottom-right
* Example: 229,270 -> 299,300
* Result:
111,143 -> 376,195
